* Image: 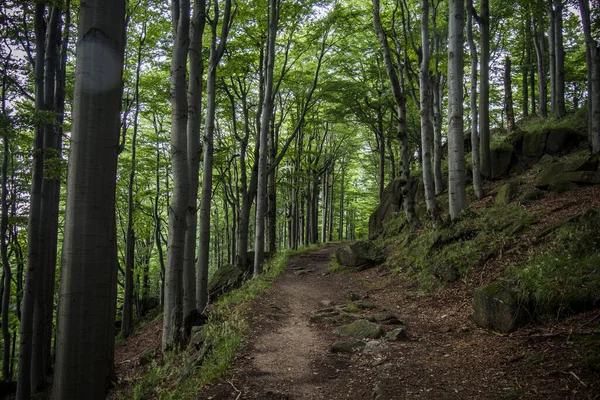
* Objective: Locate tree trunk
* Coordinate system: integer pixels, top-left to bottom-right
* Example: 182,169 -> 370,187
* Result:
163,0 -> 190,350
16,4 -> 45,398
122,24 -> 146,339
448,0 -> 467,219
419,0 -> 440,222
183,0 -> 206,321
1,55 -> 12,383
467,0 -> 483,199
372,0 -> 419,229
504,57 -> 516,133
477,0 -> 491,178
532,13 -> 548,118
548,1 -> 556,114
579,0 -> 600,153
198,0 -> 233,307
553,0 -> 565,117
53,0 -> 125,397
254,0 -> 279,275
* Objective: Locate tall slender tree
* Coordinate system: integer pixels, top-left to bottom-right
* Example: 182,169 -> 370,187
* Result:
53,0 -> 126,397
448,0 -> 467,219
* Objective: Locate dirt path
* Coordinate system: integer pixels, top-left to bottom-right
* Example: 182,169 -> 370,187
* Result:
199,242 -> 599,400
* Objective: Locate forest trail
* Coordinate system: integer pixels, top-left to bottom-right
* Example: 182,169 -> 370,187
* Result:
199,242 -> 599,400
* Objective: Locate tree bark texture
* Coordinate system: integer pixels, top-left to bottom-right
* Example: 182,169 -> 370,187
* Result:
163,0 -> 190,350
53,0 -> 125,397
447,0 -> 467,219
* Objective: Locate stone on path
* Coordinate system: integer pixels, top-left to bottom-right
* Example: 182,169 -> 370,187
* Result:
335,319 -> 384,339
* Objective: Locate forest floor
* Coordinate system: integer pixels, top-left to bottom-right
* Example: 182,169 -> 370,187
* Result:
114,187 -> 600,400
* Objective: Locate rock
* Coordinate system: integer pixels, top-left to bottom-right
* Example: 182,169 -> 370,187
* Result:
385,326 -> 408,341
311,308 -> 356,325
433,265 -> 461,283
495,181 -> 519,206
472,280 -> 530,333
548,180 -> 579,193
331,341 -> 366,353
368,313 -> 403,325
320,300 -> 334,307
190,326 -> 204,349
535,156 -> 600,189
138,346 -> 158,366
368,180 -> 404,239
355,299 -> 376,310
522,128 -> 586,159
335,241 -> 383,271
335,319 -> 384,339
522,131 -> 549,158
207,263 -> 246,301
363,340 -> 390,354
489,148 -> 515,179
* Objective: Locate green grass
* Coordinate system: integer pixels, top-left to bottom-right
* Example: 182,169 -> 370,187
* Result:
518,107 -> 588,135
506,210 -> 600,319
382,204 -> 537,291
120,249 -> 297,399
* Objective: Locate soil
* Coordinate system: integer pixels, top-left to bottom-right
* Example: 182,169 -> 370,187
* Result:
115,185 -> 600,400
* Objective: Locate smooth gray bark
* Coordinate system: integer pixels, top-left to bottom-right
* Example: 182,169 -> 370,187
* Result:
419,0 -> 440,222
448,0 -> 467,219
475,0 -> 491,178
53,0 -> 125,397
163,0 -> 190,350
183,0 -> 206,320
255,0 -> 280,275
532,13 -> 548,118
504,57 -> 516,133
467,0 -> 483,199
197,0 -> 233,310
16,4 -> 45,398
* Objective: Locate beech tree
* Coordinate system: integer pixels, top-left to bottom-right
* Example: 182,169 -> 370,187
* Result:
447,0 -> 467,219
53,0 -> 126,397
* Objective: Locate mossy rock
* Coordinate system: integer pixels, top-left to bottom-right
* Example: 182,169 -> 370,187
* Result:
473,280 -> 531,333
495,181 -> 519,206
489,148 -> 515,179
367,313 -> 403,325
207,264 -> 246,301
385,326 -> 408,341
311,308 -> 357,325
335,319 -> 384,339
522,131 -> 549,158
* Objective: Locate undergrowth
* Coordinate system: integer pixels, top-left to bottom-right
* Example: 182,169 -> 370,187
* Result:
507,209 -> 600,319
518,107 -> 588,135
379,204 -> 537,291
120,247 -> 317,399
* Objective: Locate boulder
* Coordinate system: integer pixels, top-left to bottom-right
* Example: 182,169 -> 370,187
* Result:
521,128 -> 586,159
472,280 -> 530,333
369,180 -> 403,239
363,340 -> 390,354
207,263 -> 246,301
489,148 -> 515,179
535,157 -> 600,189
385,326 -> 409,341
335,319 -> 384,339
433,265 -> 461,283
518,188 -> 545,205
495,181 -> 519,206
335,241 -> 383,271
367,313 -> 404,325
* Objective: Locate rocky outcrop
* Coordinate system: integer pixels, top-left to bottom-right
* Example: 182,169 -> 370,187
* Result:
207,263 -> 246,301
534,156 -> 600,190
368,180 -> 404,239
521,128 -> 586,158
335,241 -> 384,270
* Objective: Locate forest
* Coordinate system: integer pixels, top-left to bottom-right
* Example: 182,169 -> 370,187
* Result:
0,0 -> 599,398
